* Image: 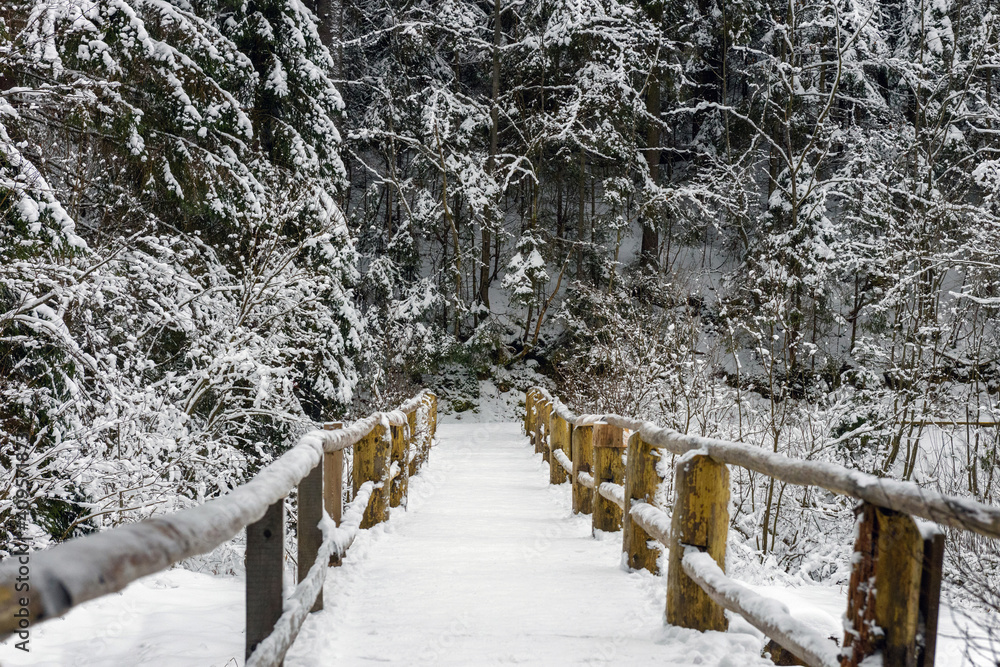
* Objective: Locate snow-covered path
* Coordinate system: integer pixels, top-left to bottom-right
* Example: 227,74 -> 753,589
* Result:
285,422 -> 771,666
3,422 -> 993,666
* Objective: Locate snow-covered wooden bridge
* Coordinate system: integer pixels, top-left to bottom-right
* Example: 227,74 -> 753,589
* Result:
2,388 -> 1000,666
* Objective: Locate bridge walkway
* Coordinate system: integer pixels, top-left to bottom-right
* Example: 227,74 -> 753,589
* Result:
286,423 -> 773,666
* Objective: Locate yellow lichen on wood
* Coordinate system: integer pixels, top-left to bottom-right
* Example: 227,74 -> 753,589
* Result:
666,453 -> 729,632
389,423 -> 408,508
572,425 -> 594,514
622,433 -> 662,573
406,410 -> 418,476
592,423 -> 625,534
538,400 -> 552,460
549,414 -> 571,484
525,390 -> 535,439
354,423 -> 390,528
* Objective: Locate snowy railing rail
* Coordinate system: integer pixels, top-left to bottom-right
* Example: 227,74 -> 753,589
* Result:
524,387 -> 1000,667
0,391 -> 438,666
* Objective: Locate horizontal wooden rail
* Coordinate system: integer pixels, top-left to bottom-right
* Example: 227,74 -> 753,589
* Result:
0,390 -> 439,665
597,482 -> 625,510
639,423 -> 1000,540
628,502 -> 670,545
681,548 -> 841,667
523,386 -> 999,667
530,386 -> 1000,540
553,449 -> 573,475
245,481 -> 376,666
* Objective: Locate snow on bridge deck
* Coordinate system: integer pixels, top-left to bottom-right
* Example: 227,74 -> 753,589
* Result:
285,422 -> 771,665
2,423 -> 992,665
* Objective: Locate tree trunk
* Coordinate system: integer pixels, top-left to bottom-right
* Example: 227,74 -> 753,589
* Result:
479,0 -> 501,312
640,75 -> 660,271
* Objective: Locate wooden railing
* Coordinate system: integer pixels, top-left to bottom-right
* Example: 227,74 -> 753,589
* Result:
0,391 -> 438,666
524,387 -> 1000,667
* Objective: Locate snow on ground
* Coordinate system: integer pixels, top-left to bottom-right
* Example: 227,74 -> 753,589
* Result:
438,380 -> 526,424
286,422 -> 772,666
3,422 -> 997,666
0,568 -> 244,666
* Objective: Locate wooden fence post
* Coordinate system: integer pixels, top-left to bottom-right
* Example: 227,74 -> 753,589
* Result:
666,453 -> 729,632
549,413 -> 571,484
592,423 -> 626,534
623,432 -> 662,573
354,423 -> 390,528
246,499 -> 284,661
572,424 -> 594,514
841,503 -> 934,667
390,421 -> 408,508
323,422 -> 344,566
918,530 -> 944,667
428,392 -> 438,440
537,400 -> 551,458
297,459 -> 324,612
416,393 -> 436,471
525,389 -> 535,438
407,410 -> 419,476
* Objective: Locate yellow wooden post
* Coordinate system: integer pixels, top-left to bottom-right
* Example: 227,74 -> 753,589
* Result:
429,392 -> 438,439
406,410 -> 418,476
539,400 -> 552,461
415,394 -> 432,472
354,423 -> 390,528
525,389 -> 535,438
549,413 -> 570,484
622,432 -> 662,573
389,421 -> 408,508
592,423 -> 626,534
666,453 -> 729,632
571,424 -> 594,514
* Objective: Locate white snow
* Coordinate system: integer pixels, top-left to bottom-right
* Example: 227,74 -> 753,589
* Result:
552,447 -> 573,474
3,423 -> 997,666
284,423 -> 773,665
598,480 -> 627,509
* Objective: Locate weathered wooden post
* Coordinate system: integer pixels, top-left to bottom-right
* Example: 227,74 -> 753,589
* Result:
622,432 -> 663,573
297,456 -> 324,612
666,453 -> 729,632
417,392 -> 437,470
919,530 -> 945,667
525,389 -> 535,439
246,499 -> 284,661
841,503 -> 940,667
389,418 -> 408,508
549,413 -> 571,484
428,392 -> 438,440
413,396 -> 430,472
354,422 -> 390,528
571,423 -> 594,514
407,410 -> 419,476
592,423 -> 626,534
323,422 -> 344,566
537,399 -> 551,459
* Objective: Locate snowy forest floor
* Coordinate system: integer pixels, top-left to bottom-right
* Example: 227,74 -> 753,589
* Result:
1,423 -> 995,666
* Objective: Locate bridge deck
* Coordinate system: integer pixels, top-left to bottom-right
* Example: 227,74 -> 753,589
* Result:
285,422 -> 772,665
0,422 -> 992,665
